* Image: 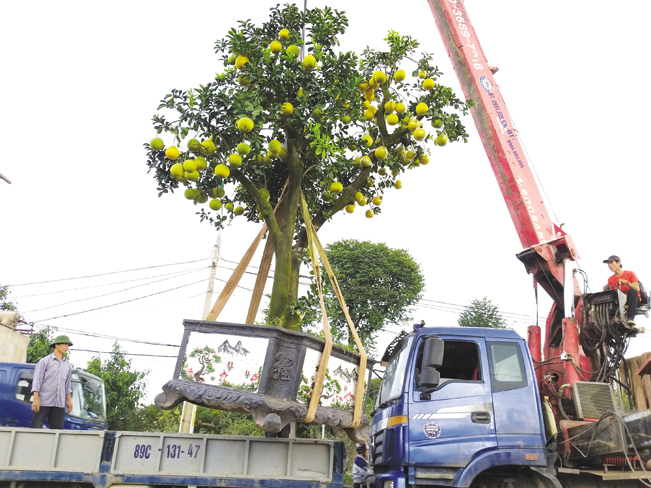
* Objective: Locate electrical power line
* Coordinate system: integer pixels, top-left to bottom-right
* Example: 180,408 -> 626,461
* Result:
31,279 -> 209,322
8,256 -> 211,287
73,348 -> 177,358
23,267 -> 209,314
12,265 -> 210,299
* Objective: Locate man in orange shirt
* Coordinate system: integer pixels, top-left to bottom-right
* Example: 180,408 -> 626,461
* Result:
603,255 -> 640,326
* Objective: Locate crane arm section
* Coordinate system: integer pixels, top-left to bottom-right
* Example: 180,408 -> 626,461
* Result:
427,0 -> 579,307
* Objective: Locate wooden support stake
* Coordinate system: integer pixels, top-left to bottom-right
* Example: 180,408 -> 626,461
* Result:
206,225 -> 267,322
246,203 -> 284,324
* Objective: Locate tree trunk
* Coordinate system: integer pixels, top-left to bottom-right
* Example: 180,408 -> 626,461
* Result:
266,139 -> 303,329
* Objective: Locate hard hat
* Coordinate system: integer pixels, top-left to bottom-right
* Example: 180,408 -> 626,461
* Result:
50,335 -> 73,348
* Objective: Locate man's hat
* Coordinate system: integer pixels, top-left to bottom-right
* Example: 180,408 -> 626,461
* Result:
603,255 -> 621,263
50,335 -> 73,348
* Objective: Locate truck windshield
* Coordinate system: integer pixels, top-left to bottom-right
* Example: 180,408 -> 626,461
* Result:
70,372 -> 107,422
377,336 -> 413,407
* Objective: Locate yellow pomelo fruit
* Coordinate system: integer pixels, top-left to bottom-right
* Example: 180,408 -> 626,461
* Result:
369,105 -> 377,115
357,196 -> 368,206
296,88 -> 304,97
270,41 -> 282,53
150,137 -> 164,151
361,156 -> 372,167
384,101 -> 396,113
345,204 -> 355,214
362,100 -> 370,109
394,69 -> 406,82
418,71 -> 426,79
395,180 -> 403,189
185,170 -> 200,181
201,140 -> 216,154
234,206 -> 244,216
260,188 -> 270,200
215,164 -> 230,178
229,154 -> 242,166
209,186 -> 226,199
281,102 -> 293,115
364,89 -> 375,102
303,55 -> 316,70
378,167 -> 387,176
165,146 -> 180,160
375,146 -> 387,160
279,28 -> 290,40
183,160 -> 197,172
423,78 -> 435,91
287,45 -> 300,57
416,102 -> 429,116
330,182 -> 343,194
170,163 -> 184,177
238,75 -> 249,86
395,103 -> 406,114
269,140 -> 281,154
235,55 -> 249,69
342,115 -> 351,124
420,154 -> 430,165
237,143 -> 250,155
194,157 -> 207,170
354,191 -> 364,202
365,209 -> 374,219
373,71 -> 387,85
432,119 -> 444,128
209,199 -> 222,211
386,114 -> 399,126
365,109 -> 374,121
238,117 -> 254,133
187,138 -> 201,151
372,196 -> 382,206
406,150 -> 416,160
225,203 -> 234,211
435,133 -> 449,146
184,188 -> 199,200
408,120 -> 419,132
414,128 -> 426,141
361,135 -> 373,147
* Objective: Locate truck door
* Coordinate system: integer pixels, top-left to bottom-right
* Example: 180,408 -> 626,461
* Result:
0,366 -> 7,423
486,340 -> 546,449
5,368 -> 37,428
408,337 -> 496,468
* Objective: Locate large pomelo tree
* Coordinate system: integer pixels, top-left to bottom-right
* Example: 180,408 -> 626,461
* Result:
145,4 -> 471,329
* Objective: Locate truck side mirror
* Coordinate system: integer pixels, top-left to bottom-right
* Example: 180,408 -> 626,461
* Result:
420,337 -> 444,391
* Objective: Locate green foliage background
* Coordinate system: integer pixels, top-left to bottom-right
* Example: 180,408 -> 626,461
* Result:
457,296 -> 507,329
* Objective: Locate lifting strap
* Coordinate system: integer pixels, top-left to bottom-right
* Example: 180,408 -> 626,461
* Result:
300,192 -> 367,428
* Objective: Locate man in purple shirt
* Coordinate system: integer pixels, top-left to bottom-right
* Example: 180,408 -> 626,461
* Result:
30,335 -> 74,429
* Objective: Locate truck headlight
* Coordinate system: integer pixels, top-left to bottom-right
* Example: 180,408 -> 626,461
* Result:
383,481 -> 394,488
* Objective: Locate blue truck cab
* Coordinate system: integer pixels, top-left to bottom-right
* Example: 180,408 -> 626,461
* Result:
0,362 -> 107,430
368,327 -> 556,488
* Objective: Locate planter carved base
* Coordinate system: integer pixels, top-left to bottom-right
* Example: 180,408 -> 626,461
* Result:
155,379 -> 370,442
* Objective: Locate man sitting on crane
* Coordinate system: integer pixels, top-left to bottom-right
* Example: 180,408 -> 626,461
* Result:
603,255 -> 640,326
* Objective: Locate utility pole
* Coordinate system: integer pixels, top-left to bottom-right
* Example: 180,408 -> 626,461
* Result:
179,234 -> 222,433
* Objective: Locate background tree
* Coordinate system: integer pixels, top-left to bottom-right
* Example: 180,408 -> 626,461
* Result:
298,239 -> 424,352
457,297 -> 507,329
0,285 -> 17,311
26,326 -> 58,363
145,5 -> 471,330
85,342 -> 148,430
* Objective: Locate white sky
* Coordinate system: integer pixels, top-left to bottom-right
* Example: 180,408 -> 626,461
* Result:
2,1 -> 650,403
